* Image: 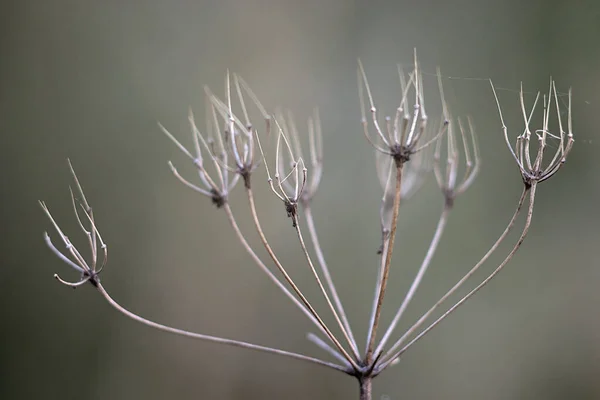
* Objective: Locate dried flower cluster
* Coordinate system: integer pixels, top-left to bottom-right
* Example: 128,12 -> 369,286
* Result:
40,53 -> 574,400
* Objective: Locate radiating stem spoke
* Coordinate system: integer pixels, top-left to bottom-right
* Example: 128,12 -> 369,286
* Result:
294,215 -> 361,360
223,203 -> 332,341
304,206 -> 359,356
96,283 -> 350,373
378,186 -> 532,371
246,188 -> 360,371
366,164 -> 404,362
374,206 -> 450,358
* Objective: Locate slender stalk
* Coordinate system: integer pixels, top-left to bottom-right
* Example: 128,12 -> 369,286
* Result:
246,188 -> 360,371
378,186 -> 530,370
222,203 -> 331,340
366,164 -> 403,362
95,283 -> 349,373
365,238 -> 387,353
307,333 -> 352,368
384,183 -> 538,369
304,205 -> 359,356
359,376 -> 373,400
294,215 -> 361,359
374,205 -> 450,358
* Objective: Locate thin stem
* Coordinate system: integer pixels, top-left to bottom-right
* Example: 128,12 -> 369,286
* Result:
43,232 -> 84,273
95,283 -> 349,373
246,188 -> 360,371
374,205 -> 450,357
359,376 -> 373,400
366,164 -> 404,362
304,206 -> 359,356
222,203 -> 330,340
378,186 -> 530,370
294,215 -> 361,360
365,233 -> 388,355
383,183 -> 538,369
490,80 -> 525,173
307,333 -> 351,368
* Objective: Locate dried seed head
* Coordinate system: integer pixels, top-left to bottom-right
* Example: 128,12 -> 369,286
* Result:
428,68 -> 479,207
271,108 -> 323,205
376,67 -> 462,232
491,79 -> 574,186
40,160 -> 107,288
160,72 -> 271,202
204,72 -> 270,188
433,117 -> 480,207
358,50 -> 441,166
256,113 -> 308,226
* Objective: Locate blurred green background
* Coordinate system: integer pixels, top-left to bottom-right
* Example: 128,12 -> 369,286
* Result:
2,1 -> 599,399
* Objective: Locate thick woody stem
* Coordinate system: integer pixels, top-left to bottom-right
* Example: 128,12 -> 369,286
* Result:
359,376 -> 373,400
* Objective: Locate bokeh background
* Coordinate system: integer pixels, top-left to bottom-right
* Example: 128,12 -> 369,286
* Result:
2,1 -> 599,399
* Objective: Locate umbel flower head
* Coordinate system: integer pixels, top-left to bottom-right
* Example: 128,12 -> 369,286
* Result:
273,109 -> 324,206
358,51 -> 447,169
492,78 -> 574,187
257,115 -> 307,222
39,160 -> 107,288
159,72 -> 270,207
375,67 -> 480,236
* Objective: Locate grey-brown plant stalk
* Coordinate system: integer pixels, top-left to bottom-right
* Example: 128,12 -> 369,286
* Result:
40,53 -> 574,400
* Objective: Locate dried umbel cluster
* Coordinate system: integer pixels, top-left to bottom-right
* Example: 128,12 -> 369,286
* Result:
40,54 -> 574,400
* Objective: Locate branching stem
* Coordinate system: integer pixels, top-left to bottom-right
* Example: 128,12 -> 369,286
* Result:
96,283 -> 350,373
294,214 -> 361,360
304,205 -> 358,354
222,203 -> 331,340
359,376 -> 373,400
374,205 -> 450,358
246,187 -> 360,371
378,186 -> 531,370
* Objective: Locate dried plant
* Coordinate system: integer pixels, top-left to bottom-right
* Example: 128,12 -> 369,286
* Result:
40,53 -> 574,399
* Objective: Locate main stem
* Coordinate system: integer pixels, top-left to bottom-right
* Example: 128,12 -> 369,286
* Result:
359,376 -> 373,400
366,164 -> 403,362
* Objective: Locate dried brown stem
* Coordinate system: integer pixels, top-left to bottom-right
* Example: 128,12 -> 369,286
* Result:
383,183 -> 538,369
246,187 -> 360,371
293,214 -> 361,360
374,205 -> 450,358
222,203 -> 331,340
304,206 -> 358,355
359,376 -> 373,400
378,186 -> 530,370
95,283 -> 349,373
366,164 -> 403,362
